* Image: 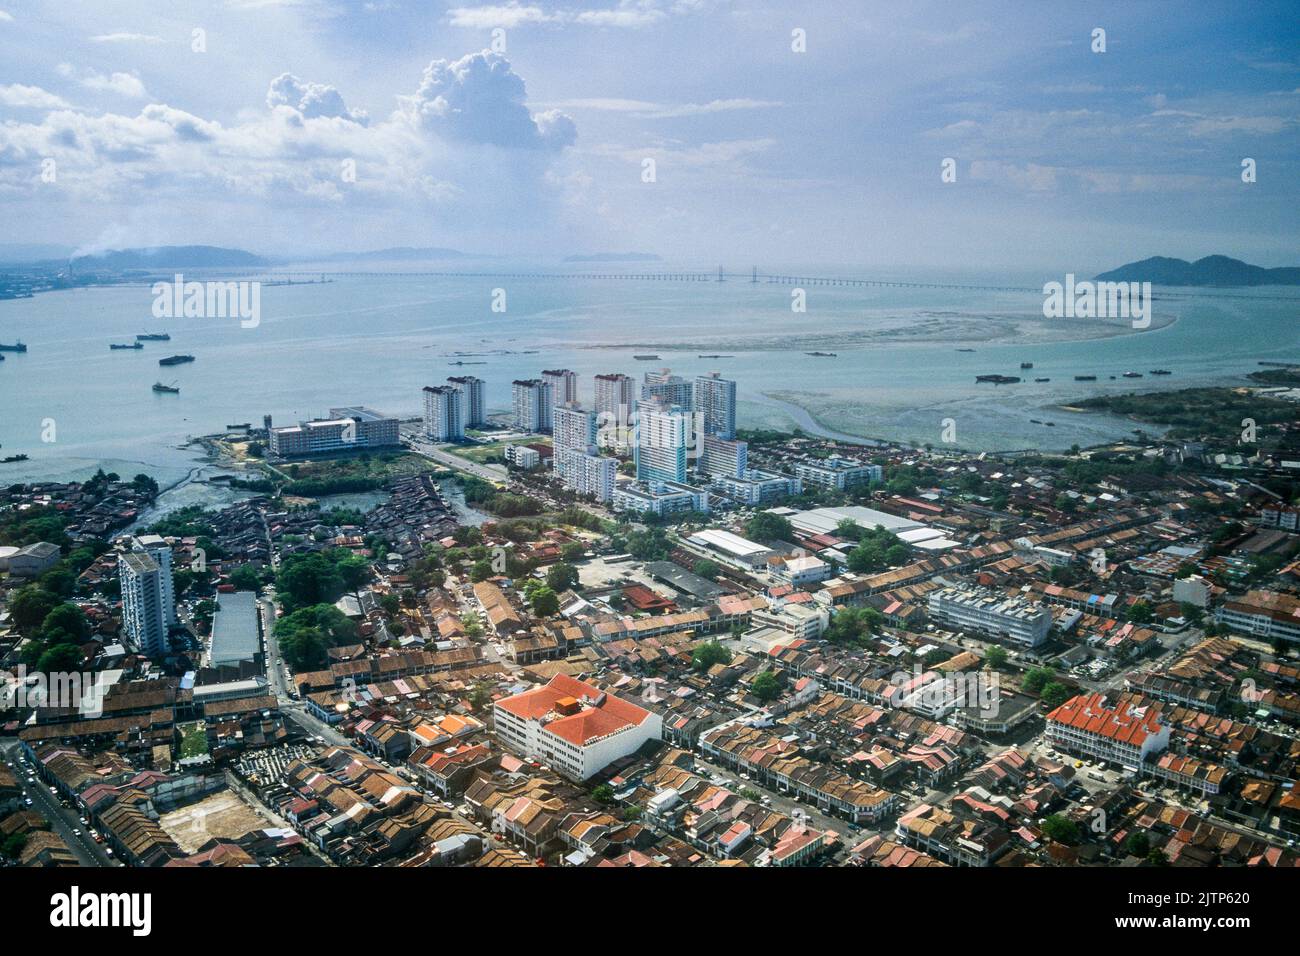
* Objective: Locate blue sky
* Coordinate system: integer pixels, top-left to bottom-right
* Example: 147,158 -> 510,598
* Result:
0,0 -> 1296,272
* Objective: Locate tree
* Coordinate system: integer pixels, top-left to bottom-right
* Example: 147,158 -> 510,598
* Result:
1123,831 -> 1150,858
529,585 -> 560,618
751,669 -> 781,702
745,512 -> 794,543
1127,601 -> 1154,625
591,784 -> 615,805
274,604 -> 358,670
884,543 -> 910,567
847,540 -> 887,573
228,564 -> 262,591
8,587 -> 60,631
1022,666 -> 1055,695
38,603 -> 88,644
1042,814 -> 1080,845
692,640 -> 732,672
693,559 -> 721,579
37,643 -> 84,672
469,559 -> 493,582
546,562 -> 579,593
985,646 -> 1009,670
1041,681 -> 1073,710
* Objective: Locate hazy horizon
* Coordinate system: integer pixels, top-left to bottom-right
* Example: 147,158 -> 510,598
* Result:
1,1 -> 1297,272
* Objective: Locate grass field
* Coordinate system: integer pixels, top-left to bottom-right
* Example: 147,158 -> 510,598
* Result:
178,721 -> 209,760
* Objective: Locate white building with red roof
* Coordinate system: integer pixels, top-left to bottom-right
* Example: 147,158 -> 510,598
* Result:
493,674 -> 662,781
1045,692 -> 1170,772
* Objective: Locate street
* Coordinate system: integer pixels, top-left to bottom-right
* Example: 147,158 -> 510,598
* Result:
2,739 -> 115,867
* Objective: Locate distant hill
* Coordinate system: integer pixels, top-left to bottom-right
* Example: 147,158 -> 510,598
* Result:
563,252 -> 662,263
1095,255 -> 1300,287
70,245 -> 267,271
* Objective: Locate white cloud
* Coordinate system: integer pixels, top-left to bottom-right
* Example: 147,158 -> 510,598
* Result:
267,73 -> 368,123
81,71 -> 149,98
398,50 -> 575,149
90,32 -> 165,44
446,3 -> 557,28
0,84 -> 72,110
0,10 -> 12,22
551,97 -> 780,118
448,2 -> 672,30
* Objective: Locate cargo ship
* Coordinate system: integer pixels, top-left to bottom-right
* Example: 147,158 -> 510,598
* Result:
136,333 -> 171,341
159,354 -> 195,366
1123,371 -> 1143,378
152,381 -> 180,394
1149,369 -> 1172,376
1034,377 -> 1050,382
976,374 -> 1020,384
633,354 -> 660,360
806,351 -> 838,357
1074,375 -> 1097,381
110,342 -> 144,350
1020,362 -> 1034,369
0,341 -> 27,352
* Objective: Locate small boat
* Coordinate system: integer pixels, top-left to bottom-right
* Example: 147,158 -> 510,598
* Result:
976,374 -> 1020,384
633,354 -> 660,360
1030,418 -> 1043,424
1034,377 -> 1050,382
1044,422 -> 1056,426
159,354 -> 195,366
1020,362 -> 1034,369
806,351 -> 837,357
698,354 -> 733,358
1,454 -> 30,463
136,333 -> 170,341
1149,369 -> 1172,376
153,381 -> 180,394
0,341 -> 27,352
956,348 -> 976,352
1123,371 -> 1143,378
227,422 -> 251,430
1074,375 -> 1097,381
110,342 -> 144,350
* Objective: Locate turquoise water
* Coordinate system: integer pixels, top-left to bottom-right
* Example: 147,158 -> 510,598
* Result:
1,274 -> 1296,488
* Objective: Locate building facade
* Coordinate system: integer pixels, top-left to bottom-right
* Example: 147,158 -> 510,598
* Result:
927,586 -> 1052,647
422,385 -> 464,442
693,372 -> 737,440
119,550 -> 170,658
446,375 -> 486,429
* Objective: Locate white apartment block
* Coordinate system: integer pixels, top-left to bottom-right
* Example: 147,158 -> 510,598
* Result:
422,385 -> 464,442
565,452 -> 617,503
503,444 -> 541,469
119,550 -> 170,658
594,373 -> 635,447
634,399 -> 691,484
641,368 -> 693,408
268,407 -> 400,458
511,379 -> 551,432
711,470 -> 801,505
693,372 -> 737,440
1215,589 -> 1300,644
447,375 -> 485,428
700,434 -> 748,479
492,675 -> 662,781
1045,693 -> 1170,771
133,535 -> 177,626
612,480 -> 709,517
542,368 -> 578,412
927,585 -> 1052,647
794,458 -> 882,491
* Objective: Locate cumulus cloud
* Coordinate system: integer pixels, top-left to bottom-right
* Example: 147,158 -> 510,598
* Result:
80,70 -> 149,98
398,50 -> 575,149
267,73 -> 368,123
0,84 -> 72,109
0,49 -> 575,232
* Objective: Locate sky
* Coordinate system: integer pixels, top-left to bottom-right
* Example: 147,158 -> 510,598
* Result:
0,0 -> 1297,273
